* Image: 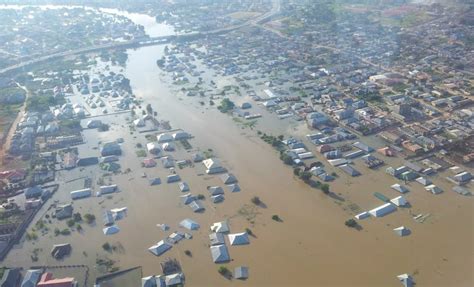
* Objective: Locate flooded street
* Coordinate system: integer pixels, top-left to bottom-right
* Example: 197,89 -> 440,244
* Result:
2,7 -> 473,287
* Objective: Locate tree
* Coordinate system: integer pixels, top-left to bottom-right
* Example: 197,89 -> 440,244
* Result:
280,152 -> 293,165
217,98 -> 235,113
299,171 -> 312,182
293,167 -> 302,176
321,184 -> 330,194
84,214 -> 96,224
146,104 -> 153,115
218,266 -> 230,276
345,219 -> 358,228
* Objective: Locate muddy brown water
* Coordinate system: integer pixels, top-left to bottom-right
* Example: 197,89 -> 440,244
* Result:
4,45 -> 473,287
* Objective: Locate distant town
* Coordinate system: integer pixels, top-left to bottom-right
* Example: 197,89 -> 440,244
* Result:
0,0 -> 472,287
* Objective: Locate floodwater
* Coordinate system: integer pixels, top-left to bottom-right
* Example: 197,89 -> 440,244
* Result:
2,7 -> 474,287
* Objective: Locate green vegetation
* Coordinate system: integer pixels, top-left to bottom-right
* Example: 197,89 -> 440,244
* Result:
26,94 -> 65,112
184,250 -> 192,257
218,266 -> 230,276
180,139 -> 192,150
217,98 -> 235,113
260,133 -> 284,149
26,231 -> 38,241
279,152 -> 294,165
135,149 -> 147,157
84,213 -> 96,224
321,184 -> 330,194
345,219 -> 358,228
272,215 -> 282,222
251,196 -> 261,205
293,167 -> 301,176
59,119 -> 82,131
299,171 -> 312,182
102,242 -> 112,252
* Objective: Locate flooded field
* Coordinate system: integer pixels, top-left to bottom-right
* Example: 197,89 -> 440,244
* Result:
3,37 -> 473,287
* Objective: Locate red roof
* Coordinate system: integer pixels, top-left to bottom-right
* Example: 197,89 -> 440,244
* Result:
37,272 -> 74,287
0,169 -> 27,181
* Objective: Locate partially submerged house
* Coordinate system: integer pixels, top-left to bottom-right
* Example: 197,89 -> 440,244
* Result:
391,183 -> 409,193
208,186 -> 224,196
179,218 -> 200,230
209,233 -> 225,246
210,221 -> 230,233
148,240 -> 172,256
157,133 -> 173,143
51,243 -> 72,259
203,158 -> 226,174
227,184 -> 241,192
178,182 -> 189,192
397,274 -> 414,287
210,244 -> 230,263
234,266 -> 249,280
167,174 -> 181,183
221,173 -> 238,184
228,232 -> 249,246
390,196 -> 408,207
149,178 -> 161,186
100,141 -> 122,157
103,225 -> 120,235
369,203 -> 397,217
189,200 -> 204,213
393,226 -> 411,237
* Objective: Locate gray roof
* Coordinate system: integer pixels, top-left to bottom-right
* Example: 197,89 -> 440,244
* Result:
234,266 -> 249,280
208,186 -> 224,196
0,268 -> 20,287
227,183 -> 241,192
178,182 -> 189,192
167,174 -> 181,183
149,178 -> 161,186
148,240 -> 172,256
180,193 -> 196,205
179,218 -> 200,230
210,244 -> 230,263
220,173 -> 237,184
211,194 -> 225,203
228,232 -> 250,245
339,164 -> 361,177
209,232 -> 225,246
189,200 -> 204,212
21,269 -> 42,287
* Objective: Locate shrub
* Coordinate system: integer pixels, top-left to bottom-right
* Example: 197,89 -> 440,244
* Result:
293,167 -> 301,176
345,219 -> 358,228
102,242 -> 112,252
217,98 -> 235,113
184,250 -> 192,257
218,266 -> 230,275
73,213 -> 82,222
251,196 -> 261,205
321,184 -> 330,194
84,214 -> 96,224
272,215 -> 281,221
299,171 -> 312,182
66,219 -> 76,227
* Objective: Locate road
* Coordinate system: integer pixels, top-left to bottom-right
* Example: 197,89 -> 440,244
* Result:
0,0 -> 281,77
